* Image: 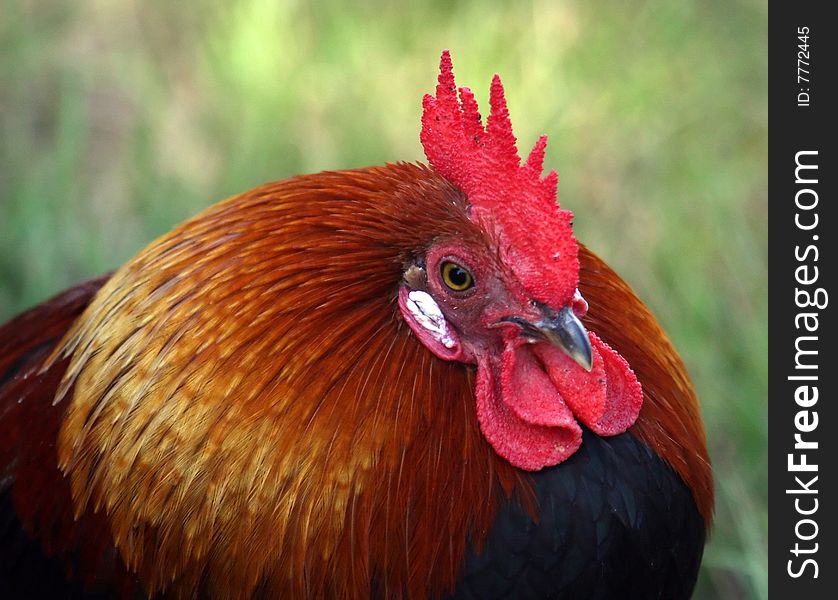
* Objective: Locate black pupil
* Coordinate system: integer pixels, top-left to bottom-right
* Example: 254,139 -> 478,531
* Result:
447,265 -> 469,287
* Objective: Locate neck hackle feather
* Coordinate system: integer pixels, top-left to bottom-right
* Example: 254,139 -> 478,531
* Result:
48,165 -> 531,599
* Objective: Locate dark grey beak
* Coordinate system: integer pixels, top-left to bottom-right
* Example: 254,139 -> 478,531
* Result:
534,307 -> 594,371
497,305 -> 594,371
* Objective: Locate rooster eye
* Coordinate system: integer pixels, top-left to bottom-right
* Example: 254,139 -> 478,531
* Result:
440,261 -> 474,292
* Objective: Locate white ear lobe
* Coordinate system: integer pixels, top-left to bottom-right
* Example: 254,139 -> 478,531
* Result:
405,291 -> 457,349
398,287 -> 463,361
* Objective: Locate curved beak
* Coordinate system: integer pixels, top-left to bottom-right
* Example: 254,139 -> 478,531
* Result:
534,306 -> 594,371
496,305 -> 594,372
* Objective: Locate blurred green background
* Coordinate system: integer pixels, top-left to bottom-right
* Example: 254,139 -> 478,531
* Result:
0,0 -> 766,597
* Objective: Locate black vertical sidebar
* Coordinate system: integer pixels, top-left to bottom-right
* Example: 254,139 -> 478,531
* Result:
769,2 -> 835,598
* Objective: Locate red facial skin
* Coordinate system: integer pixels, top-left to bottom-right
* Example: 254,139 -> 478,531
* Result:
398,239 -> 643,472
398,241 -> 535,364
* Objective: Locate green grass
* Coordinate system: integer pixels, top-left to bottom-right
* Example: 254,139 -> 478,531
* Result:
0,1 -> 767,597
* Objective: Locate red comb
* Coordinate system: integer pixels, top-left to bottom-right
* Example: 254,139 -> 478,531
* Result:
421,50 -> 579,307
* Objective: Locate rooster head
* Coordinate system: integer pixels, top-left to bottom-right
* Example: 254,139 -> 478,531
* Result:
399,50 -> 643,470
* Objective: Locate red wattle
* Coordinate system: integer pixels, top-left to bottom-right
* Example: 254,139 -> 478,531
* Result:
474,333 -> 643,471
474,341 -> 582,471
535,332 -> 643,436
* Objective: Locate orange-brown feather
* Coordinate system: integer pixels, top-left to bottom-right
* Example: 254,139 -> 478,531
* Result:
48,164 -> 530,599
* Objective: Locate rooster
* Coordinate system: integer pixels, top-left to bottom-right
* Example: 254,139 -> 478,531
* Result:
0,51 -> 712,599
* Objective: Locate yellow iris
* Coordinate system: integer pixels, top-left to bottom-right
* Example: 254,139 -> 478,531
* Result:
441,261 -> 474,291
